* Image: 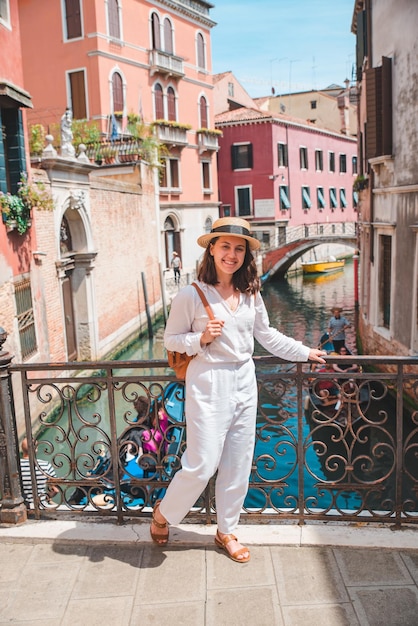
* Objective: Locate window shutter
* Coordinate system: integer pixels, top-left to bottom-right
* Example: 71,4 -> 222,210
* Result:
152,13 -> 161,50
69,71 -> 87,119
365,65 -> 382,159
164,18 -> 173,54
154,84 -> 164,119
167,87 -> 176,121
382,56 -> 393,155
112,72 -> 124,113
65,0 -> 82,39
247,144 -> 253,168
108,0 -> 120,39
199,96 -> 208,129
356,10 -> 367,80
231,145 -> 237,169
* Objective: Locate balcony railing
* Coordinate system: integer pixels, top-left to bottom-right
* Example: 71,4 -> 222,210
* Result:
1,354 -> 417,526
197,132 -> 220,153
149,50 -> 185,78
154,124 -> 189,146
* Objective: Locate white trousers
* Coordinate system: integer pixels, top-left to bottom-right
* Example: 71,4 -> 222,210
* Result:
159,358 -> 257,534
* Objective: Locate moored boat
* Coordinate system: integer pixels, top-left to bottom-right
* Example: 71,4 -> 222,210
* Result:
302,259 -> 345,274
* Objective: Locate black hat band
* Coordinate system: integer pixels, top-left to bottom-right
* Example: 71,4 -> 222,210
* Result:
211,224 -> 251,237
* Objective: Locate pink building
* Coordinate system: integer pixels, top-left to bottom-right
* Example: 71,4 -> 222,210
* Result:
18,0 -> 219,272
214,73 -> 358,263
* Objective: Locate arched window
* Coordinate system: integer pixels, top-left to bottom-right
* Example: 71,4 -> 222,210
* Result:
112,72 -> 124,113
204,217 -> 213,235
197,32 -> 205,69
108,0 -> 120,39
199,95 -> 208,129
167,86 -> 176,121
151,12 -> 161,50
154,83 -> 164,119
164,17 -> 173,54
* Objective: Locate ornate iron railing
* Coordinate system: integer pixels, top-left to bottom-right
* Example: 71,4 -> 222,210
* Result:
1,355 -> 417,527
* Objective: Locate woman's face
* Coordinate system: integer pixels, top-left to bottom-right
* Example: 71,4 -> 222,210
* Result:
210,236 -> 246,278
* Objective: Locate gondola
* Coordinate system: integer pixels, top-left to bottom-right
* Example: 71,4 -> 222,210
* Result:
69,381 -> 185,507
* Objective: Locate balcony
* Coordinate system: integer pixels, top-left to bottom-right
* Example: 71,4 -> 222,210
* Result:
149,50 -> 185,79
153,122 -> 190,147
197,130 -> 220,153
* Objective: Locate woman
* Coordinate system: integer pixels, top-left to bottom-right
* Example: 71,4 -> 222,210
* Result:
151,217 -> 326,562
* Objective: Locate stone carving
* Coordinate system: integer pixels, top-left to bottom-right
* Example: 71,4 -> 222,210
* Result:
60,108 -> 76,158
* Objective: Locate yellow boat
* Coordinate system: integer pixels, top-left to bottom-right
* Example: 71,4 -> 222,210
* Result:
301,259 -> 345,274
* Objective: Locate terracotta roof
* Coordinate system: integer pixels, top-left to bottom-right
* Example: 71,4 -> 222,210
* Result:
215,107 -> 273,124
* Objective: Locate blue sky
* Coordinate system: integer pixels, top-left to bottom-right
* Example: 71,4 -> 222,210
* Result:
210,0 -> 356,98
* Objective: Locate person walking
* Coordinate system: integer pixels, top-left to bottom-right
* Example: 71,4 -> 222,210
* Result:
20,438 -> 58,507
151,217 -> 326,562
170,251 -> 182,284
327,307 -> 351,352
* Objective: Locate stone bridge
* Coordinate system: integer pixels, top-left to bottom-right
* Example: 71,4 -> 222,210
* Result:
261,221 -> 358,279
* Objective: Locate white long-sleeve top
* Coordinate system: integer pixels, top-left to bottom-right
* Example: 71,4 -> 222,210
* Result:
164,281 -> 310,364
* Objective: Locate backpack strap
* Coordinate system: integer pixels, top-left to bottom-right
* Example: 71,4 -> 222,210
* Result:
191,282 -> 215,320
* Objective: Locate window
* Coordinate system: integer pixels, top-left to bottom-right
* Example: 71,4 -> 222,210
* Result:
340,188 -> 347,208
112,71 -> 123,115
199,95 -> 208,129
221,204 -> 231,217
301,186 -> 311,209
315,149 -> 323,171
352,155 -> 358,175
64,0 -> 82,39
163,17 -> 173,54
329,151 -> 335,172
108,0 -> 120,39
366,57 -> 392,159
231,143 -> 253,170
228,82 -> 234,97
167,86 -> 176,121
0,0 -> 10,25
379,235 -> 392,328
329,187 -> 337,209
236,186 -> 252,216
278,142 -> 288,167
160,157 -> 180,190
197,32 -> 206,70
15,277 -> 37,360
201,161 -> 211,191
0,109 -> 27,195
317,187 -> 325,209
353,190 -> 359,209
310,100 -> 317,109
279,185 -> 290,210
68,70 -> 87,119
151,12 -> 161,50
299,146 -> 308,170
339,153 -> 347,173
154,83 -> 164,119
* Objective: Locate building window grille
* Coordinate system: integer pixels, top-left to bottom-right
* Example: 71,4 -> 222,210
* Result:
15,277 -> 37,360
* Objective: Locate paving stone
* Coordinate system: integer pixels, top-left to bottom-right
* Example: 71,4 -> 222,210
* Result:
349,586 -> 418,626
61,596 -> 134,626
206,587 -> 283,626
400,550 -> 418,585
0,543 -> 33,583
71,544 -> 141,599
282,602 -> 360,626
207,546 -> 275,590
135,547 -> 206,604
271,546 -> 349,605
131,601 -> 205,625
334,547 -> 414,585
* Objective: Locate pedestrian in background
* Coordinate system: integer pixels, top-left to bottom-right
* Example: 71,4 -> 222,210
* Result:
151,217 -> 326,562
170,251 -> 182,284
327,306 -> 351,352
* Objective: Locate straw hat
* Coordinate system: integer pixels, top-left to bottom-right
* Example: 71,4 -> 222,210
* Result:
197,217 -> 260,251
331,306 -> 343,313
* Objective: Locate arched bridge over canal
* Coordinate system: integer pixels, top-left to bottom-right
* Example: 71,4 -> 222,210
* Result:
261,221 -> 358,279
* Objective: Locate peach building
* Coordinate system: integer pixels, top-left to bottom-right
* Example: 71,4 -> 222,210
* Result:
18,0 -> 219,273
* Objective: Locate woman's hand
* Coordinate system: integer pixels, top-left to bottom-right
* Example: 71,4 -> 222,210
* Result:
200,318 -> 225,346
308,349 -> 327,364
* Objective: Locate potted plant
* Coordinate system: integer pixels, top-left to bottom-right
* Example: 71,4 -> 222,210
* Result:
29,124 -> 47,156
353,174 -> 368,192
0,173 -> 54,235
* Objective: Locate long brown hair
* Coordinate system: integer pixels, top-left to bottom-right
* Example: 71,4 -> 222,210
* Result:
197,238 -> 260,294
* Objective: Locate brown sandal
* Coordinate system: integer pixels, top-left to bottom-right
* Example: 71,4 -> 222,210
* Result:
150,500 -> 169,545
214,531 -> 250,563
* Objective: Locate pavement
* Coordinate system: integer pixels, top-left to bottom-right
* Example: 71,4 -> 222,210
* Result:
1,519 -> 418,625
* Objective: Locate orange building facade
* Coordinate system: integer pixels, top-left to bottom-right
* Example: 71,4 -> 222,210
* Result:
18,0 -> 219,272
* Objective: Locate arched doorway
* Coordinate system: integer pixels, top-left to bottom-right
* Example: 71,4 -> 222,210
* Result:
164,216 -> 181,267
56,201 -> 97,360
